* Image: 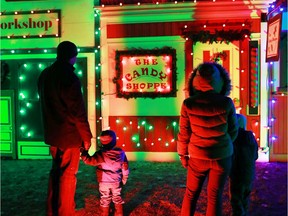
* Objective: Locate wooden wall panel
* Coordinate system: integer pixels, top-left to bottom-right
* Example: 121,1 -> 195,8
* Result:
270,95 -> 288,162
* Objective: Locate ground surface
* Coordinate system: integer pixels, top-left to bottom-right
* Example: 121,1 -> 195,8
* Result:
1,159 -> 287,216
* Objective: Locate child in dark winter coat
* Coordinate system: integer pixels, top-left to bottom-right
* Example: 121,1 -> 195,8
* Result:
229,114 -> 258,216
81,130 -> 129,216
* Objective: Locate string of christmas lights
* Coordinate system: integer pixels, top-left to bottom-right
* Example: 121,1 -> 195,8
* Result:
98,0 -> 252,7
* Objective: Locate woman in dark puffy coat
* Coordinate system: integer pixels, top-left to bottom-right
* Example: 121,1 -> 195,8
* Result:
177,62 -> 239,216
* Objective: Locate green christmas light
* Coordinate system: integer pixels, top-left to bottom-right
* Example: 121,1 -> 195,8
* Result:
77,70 -> 83,76
19,108 -> 26,115
19,92 -> 25,99
132,134 -> 139,142
19,75 -> 25,81
27,131 -> 33,137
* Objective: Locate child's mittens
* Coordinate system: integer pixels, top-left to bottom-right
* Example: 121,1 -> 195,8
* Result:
81,150 -> 89,162
122,176 -> 128,185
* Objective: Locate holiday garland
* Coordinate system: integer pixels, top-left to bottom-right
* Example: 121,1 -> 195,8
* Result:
182,29 -> 251,44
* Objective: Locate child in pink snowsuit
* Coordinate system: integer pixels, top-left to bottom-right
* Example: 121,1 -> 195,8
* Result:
81,130 -> 129,216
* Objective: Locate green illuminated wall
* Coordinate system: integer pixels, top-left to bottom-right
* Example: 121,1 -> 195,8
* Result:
1,0 -> 96,159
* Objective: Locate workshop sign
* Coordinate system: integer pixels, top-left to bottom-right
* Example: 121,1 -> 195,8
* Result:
0,10 -> 61,39
114,48 -> 177,99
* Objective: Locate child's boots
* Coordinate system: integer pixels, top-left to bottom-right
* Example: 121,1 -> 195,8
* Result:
114,204 -> 123,216
100,206 -> 109,216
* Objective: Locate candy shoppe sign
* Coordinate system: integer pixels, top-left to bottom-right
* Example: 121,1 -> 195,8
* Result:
1,10 -> 61,39
114,48 -> 177,99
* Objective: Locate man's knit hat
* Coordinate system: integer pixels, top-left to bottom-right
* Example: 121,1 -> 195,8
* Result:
57,41 -> 78,61
100,130 -> 117,150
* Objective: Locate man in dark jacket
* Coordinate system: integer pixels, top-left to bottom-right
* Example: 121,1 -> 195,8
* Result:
38,41 -> 92,216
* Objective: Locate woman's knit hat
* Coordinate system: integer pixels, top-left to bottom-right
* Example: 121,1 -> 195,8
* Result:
100,130 -> 117,150
192,62 -> 223,93
57,41 -> 78,61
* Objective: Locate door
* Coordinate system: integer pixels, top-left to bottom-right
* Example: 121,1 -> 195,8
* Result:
0,90 -> 16,159
193,41 -> 240,102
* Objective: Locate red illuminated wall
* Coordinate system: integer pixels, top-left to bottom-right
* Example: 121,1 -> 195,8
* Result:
109,116 -> 179,152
